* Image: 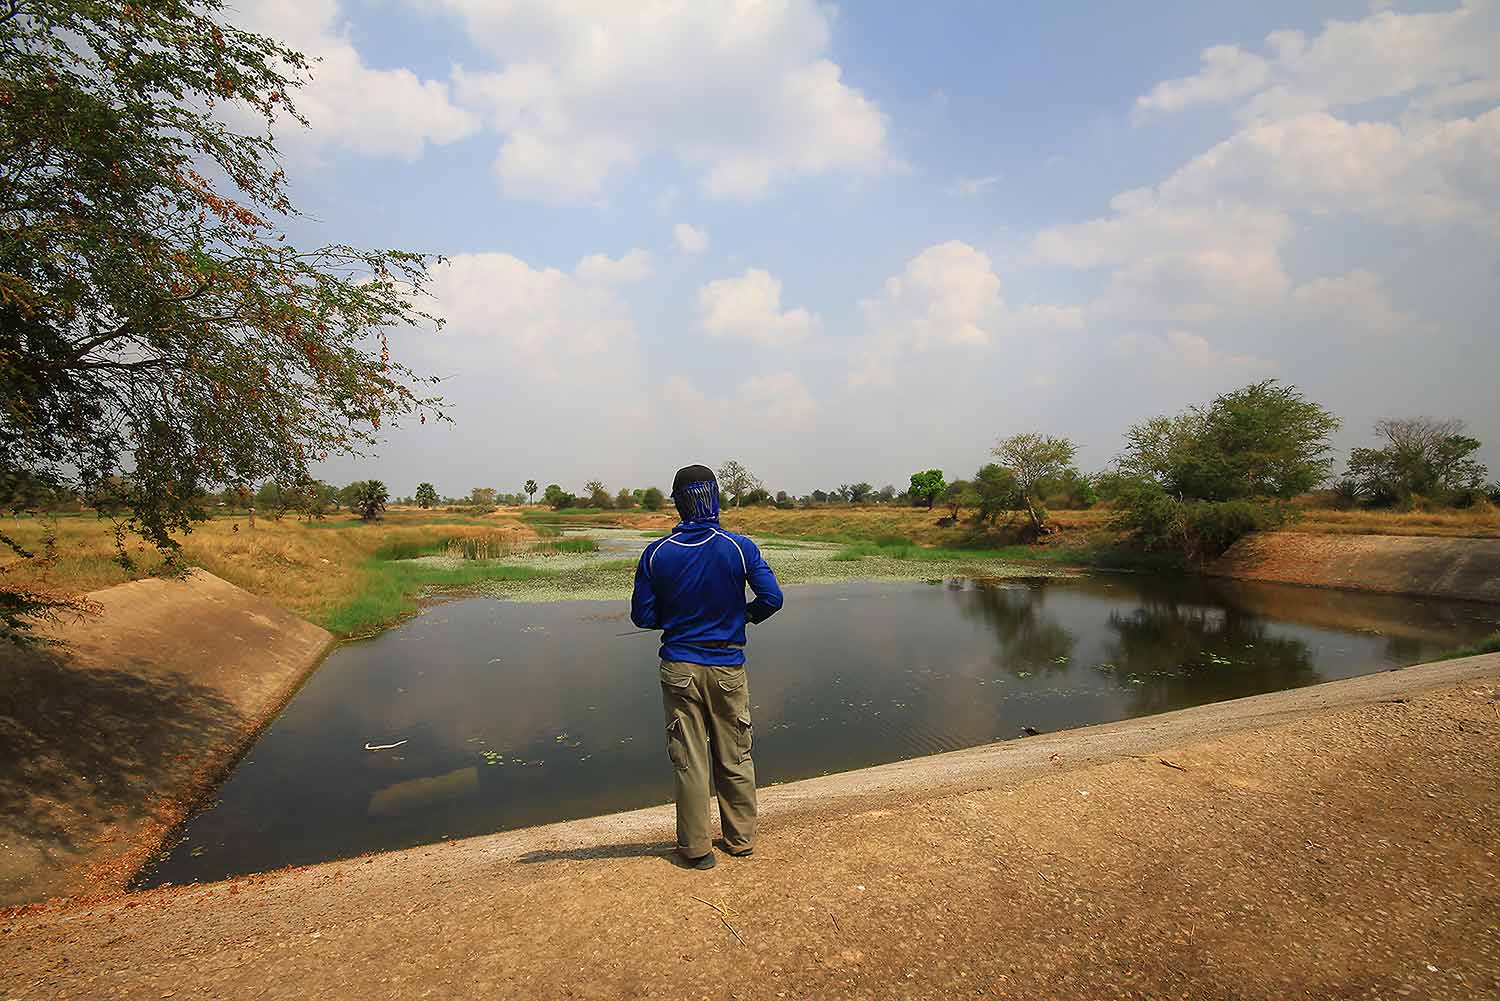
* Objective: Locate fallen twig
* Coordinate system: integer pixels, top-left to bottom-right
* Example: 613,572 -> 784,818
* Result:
690,895 -> 746,946
830,911 -> 843,938
1158,758 -> 1187,772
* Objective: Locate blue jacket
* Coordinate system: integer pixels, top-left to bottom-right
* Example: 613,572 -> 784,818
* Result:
631,519 -> 783,666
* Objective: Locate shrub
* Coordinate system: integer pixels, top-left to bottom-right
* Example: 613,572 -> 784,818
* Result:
1111,478 -> 1286,561
641,486 -> 665,511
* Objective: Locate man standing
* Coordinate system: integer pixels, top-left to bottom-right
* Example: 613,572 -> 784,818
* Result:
631,464 -> 784,869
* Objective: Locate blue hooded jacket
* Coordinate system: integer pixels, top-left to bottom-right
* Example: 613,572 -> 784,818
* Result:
630,479 -> 783,666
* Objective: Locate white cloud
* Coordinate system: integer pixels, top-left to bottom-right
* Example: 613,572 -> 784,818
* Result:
234,0 -> 479,160
439,0 -> 889,200
1289,270 -> 1435,338
662,372 -> 817,427
949,174 -> 1002,196
674,223 -> 710,254
1032,104 -> 1499,331
1136,44 -> 1271,116
1157,109 -> 1500,228
851,241 -> 1004,386
698,269 -> 817,347
1135,1 -> 1500,120
1108,331 -> 1269,374
424,253 -> 636,380
574,248 -> 653,285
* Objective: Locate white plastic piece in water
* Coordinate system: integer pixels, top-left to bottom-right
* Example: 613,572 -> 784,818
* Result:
364,739 -> 409,751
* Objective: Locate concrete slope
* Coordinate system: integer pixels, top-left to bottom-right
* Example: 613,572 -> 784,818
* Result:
4,654 -> 1496,1000
0,570 -> 333,905
1211,530 -> 1500,602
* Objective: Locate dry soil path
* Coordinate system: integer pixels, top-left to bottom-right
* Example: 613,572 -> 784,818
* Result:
3,655 -> 1498,1000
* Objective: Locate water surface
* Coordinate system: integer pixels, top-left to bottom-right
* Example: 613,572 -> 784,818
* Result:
142,575 -> 1496,886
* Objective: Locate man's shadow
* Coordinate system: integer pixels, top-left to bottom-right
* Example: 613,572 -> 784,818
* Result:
518,841 -> 705,868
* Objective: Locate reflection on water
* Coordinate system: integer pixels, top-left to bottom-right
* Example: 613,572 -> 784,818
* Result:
141,575 -> 1497,887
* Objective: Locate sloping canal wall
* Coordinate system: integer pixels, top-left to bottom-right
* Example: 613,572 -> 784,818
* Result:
1211,531 -> 1500,603
0,570 -> 333,905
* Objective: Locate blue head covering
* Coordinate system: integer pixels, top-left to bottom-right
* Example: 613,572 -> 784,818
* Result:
671,464 -> 720,523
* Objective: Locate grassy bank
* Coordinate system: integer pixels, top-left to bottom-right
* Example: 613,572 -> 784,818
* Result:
1442,631 -> 1500,660
325,551 -> 554,637
1,510 -> 541,636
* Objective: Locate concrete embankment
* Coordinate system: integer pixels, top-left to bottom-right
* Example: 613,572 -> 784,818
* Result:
0,570 -> 333,905
1212,530 -> 1500,603
3,654 -> 1496,1000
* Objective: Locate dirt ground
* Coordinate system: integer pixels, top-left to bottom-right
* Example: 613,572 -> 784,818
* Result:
3,655 -> 1496,1001
1211,531 -> 1500,603
0,571 -> 332,905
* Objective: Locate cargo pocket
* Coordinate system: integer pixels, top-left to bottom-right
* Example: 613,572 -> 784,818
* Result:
665,714 -> 688,771
734,713 -> 753,764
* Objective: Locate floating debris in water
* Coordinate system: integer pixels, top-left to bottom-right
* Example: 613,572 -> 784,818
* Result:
364,739 -> 408,751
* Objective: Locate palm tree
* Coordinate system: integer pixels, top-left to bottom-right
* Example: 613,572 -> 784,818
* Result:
524,479 -> 538,505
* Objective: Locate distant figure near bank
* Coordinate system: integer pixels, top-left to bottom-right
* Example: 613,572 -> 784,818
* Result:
631,464 -> 784,869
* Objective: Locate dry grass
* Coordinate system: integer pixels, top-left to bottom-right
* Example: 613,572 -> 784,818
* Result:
0,510 -> 538,627
1293,506 -> 1500,538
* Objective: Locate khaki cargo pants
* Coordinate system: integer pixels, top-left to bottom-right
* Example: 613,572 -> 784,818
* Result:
659,660 -> 757,858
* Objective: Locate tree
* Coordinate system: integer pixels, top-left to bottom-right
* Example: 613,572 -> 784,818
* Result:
811,489 -> 829,504
415,483 -> 439,509
641,486 -> 665,511
1119,381 -> 1340,501
847,482 -> 873,504
942,480 -> 974,521
352,480 -> 389,522
615,487 -> 635,509
716,460 -> 756,507
524,480 -> 538,505
744,487 -> 773,506
543,484 -> 576,510
469,487 -> 497,508
337,482 -> 366,511
993,433 -> 1078,534
1344,417 -> 1487,506
909,469 -> 946,509
584,479 -> 612,509
972,464 -> 1022,525
875,484 -> 897,504
1,2 -> 444,639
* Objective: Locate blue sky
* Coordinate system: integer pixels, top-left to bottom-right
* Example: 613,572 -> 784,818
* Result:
234,0 -> 1500,497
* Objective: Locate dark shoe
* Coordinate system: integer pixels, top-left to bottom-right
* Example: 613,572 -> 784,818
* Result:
682,850 -> 716,870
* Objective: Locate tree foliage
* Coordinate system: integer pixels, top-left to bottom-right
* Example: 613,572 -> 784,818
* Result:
908,469 -> 945,509
717,460 -> 756,507
1118,381 -> 1339,502
641,486 -> 665,511
1,1 -> 443,638
1343,418 -> 1487,506
414,482 -> 438,509
972,463 -> 1022,525
543,483 -> 576,510
523,479 -> 537,504
992,433 -> 1077,533
350,480 -> 388,521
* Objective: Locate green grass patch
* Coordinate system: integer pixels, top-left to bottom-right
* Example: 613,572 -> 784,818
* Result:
1441,631 -> 1500,660
320,556 -> 555,638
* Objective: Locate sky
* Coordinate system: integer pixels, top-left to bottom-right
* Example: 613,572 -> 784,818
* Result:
232,0 -> 1500,497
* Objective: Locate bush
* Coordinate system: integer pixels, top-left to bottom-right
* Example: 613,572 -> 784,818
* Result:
1111,478 -> 1286,561
641,486 -> 665,511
